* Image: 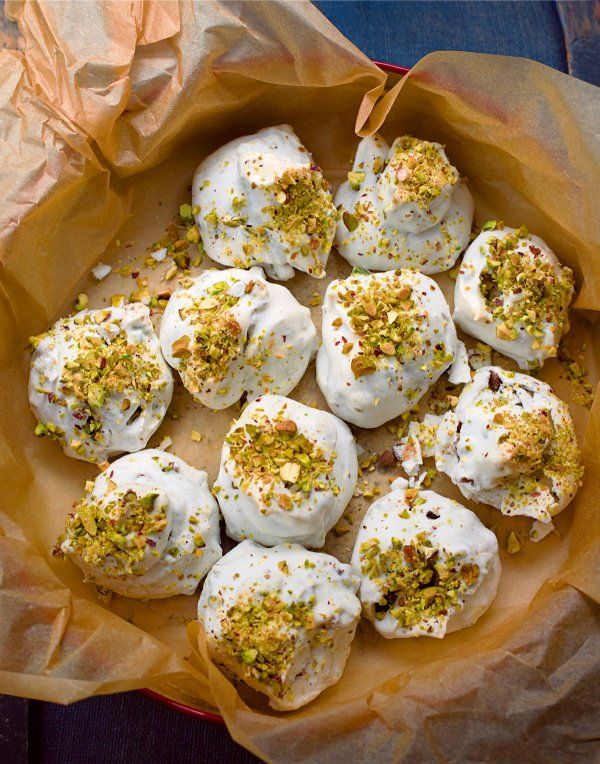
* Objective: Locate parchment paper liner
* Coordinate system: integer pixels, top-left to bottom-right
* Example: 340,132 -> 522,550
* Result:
0,2 -> 598,761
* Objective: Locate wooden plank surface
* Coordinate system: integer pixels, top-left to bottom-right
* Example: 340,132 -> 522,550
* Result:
557,0 -> 600,84
0,0 -> 21,49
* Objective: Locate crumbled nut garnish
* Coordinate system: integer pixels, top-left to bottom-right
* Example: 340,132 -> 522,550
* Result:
226,412 -> 337,510
333,521 -> 352,536
347,171 -> 366,190
176,281 -> 243,392
359,534 -> 478,629
497,409 -> 555,474
62,491 -> 165,575
479,229 -> 573,345
219,592 -> 316,697
147,204 -> 205,273
191,430 -> 202,442
337,272 -> 428,379
171,335 -> 190,358
35,421 -> 64,440
426,377 -> 463,416
58,318 -> 166,428
343,211 -> 359,231
258,166 -> 335,276
275,419 -> 297,433
557,342 -> 594,407
388,137 -> 458,208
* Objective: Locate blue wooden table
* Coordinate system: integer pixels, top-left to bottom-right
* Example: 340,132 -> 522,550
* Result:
0,2 -> 598,762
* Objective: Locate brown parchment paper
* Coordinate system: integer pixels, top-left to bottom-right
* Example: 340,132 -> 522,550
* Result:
1,2 -> 599,761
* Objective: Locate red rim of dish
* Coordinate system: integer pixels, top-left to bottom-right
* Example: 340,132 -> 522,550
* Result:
140,58 -> 407,725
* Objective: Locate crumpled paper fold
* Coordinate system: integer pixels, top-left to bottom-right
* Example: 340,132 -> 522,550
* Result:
0,2 -> 598,761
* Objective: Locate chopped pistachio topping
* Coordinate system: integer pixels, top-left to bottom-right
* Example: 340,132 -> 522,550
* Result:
557,343 -> 594,407
347,171 -> 366,190
63,491 -> 166,575
34,421 -> 64,440
543,421 -> 584,497
220,592 -> 315,696
343,211 -> 359,231
262,167 -> 336,275
335,273 -> 429,378
176,281 -> 242,391
75,293 -> 89,312
389,137 -> 458,207
479,231 -> 573,338
225,413 -> 337,509
59,317 -> 166,415
490,386 -> 582,510
496,409 -> 555,474
359,533 -> 478,630
147,204 -> 204,272
507,531 -> 522,554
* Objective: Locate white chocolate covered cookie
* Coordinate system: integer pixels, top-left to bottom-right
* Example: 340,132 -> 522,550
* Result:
215,395 -> 357,547
453,225 -> 574,369
435,366 -> 583,522
198,540 -> 360,710
351,479 -> 500,638
59,449 -> 221,598
29,304 -> 173,463
335,135 -> 473,273
159,267 -> 316,409
192,125 -> 336,280
316,268 -> 469,428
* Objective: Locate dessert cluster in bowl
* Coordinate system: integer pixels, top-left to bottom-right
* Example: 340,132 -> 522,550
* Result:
29,124 -> 583,712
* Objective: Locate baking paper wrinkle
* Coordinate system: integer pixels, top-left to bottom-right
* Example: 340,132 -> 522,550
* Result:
0,1 -> 599,760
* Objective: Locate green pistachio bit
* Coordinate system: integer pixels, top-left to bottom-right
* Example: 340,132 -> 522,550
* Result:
343,211 -> 359,232
203,210 -> 219,226
479,232 -> 573,337
220,592 -> 315,697
360,535 -> 479,629
507,532 -> 522,554
179,203 -> 193,221
35,421 -> 64,440
351,266 -> 370,276
338,272 -> 424,378
29,333 -> 48,351
241,648 -> 258,664
186,225 -> 200,243
514,224 -> 529,239
87,383 -> 105,409
173,250 -> 190,269
75,293 -> 89,311
63,491 -> 165,575
351,355 -> 377,377
225,414 -> 336,509
542,421 -> 584,498
482,220 -> 497,231
347,171 -> 366,190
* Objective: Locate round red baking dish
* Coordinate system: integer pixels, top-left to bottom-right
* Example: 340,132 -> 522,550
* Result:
140,59 -> 409,725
